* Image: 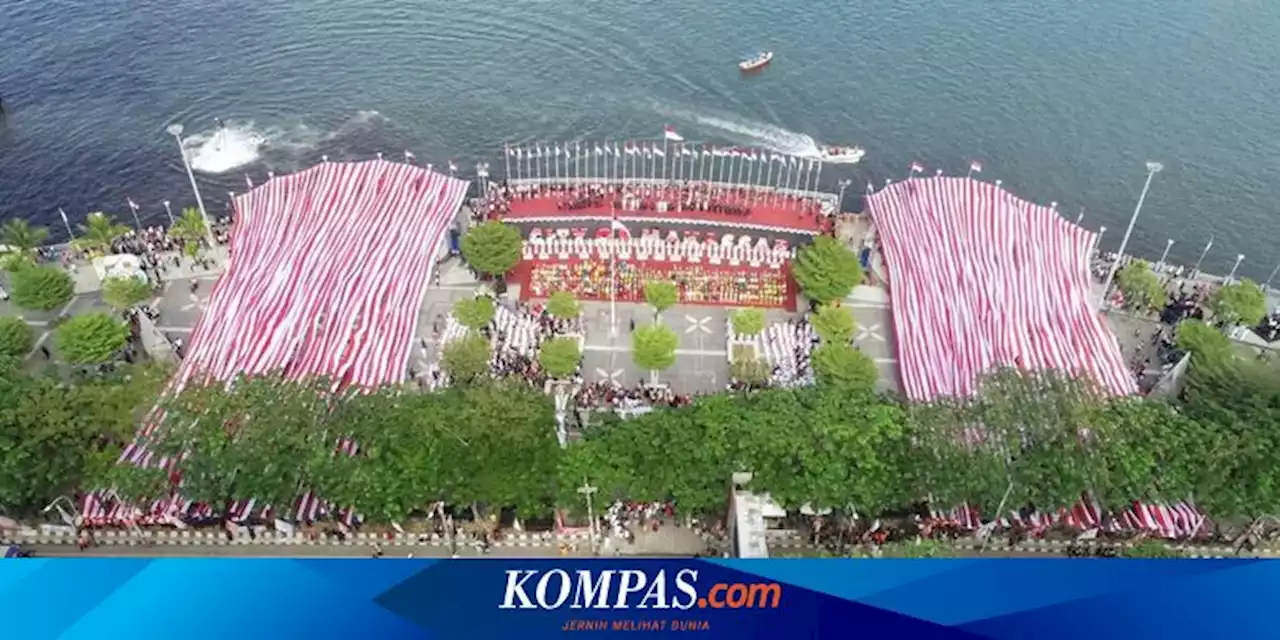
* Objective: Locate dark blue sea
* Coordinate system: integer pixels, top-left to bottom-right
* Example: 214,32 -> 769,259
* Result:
2,0 -> 1277,277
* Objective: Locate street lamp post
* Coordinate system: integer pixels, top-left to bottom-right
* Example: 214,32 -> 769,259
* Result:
1193,236 -> 1214,273
162,200 -> 175,227
166,123 -> 218,253
1091,226 -> 1107,257
1098,161 -> 1163,309
1265,262 -> 1280,292
1156,238 -> 1175,274
577,478 -> 598,553
836,179 -> 851,214
1226,254 -> 1245,284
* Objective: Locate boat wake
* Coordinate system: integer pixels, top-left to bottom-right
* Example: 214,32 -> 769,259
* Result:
657,106 -> 864,163
181,111 -> 389,174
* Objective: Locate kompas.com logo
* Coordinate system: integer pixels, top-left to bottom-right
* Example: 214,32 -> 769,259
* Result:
498,569 -> 782,610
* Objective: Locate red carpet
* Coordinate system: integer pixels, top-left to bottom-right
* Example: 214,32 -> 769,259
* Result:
503,192 -> 826,234
513,258 -> 798,311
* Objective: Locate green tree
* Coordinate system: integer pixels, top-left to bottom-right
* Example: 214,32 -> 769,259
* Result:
9,264 -> 74,311
1,219 -> 49,261
1209,279 -> 1267,327
546,291 -> 580,320
0,317 -> 34,358
793,235 -> 863,304
461,221 -> 522,278
170,207 -> 207,249
730,308 -> 766,336
101,275 -> 152,310
453,296 -> 495,331
878,539 -> 952,558
538,337 -> 581,379
54,312 -> 130,364
812,303 -> 856,344
1120,540 -> 1182,558
643,280 -> 679,320
812,343 -> 878,391
632,323 -> 678,383
1114,261 -> 1165,312
1175,319 -> 1230,360
729,345 -> 770,387
74,211 -> 130,254
441,334 -> 491,384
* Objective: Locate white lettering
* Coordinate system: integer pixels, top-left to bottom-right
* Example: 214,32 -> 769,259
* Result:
499,570 -> 538,609
613,570 -> 648,609
571,570 -> 614,609
535,569 -> 572,609
671,569 -> 699,610
637,569 -> 669,609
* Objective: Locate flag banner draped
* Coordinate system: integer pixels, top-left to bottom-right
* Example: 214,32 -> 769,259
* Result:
866,176 -> 1136,401
159,159 -> 467,403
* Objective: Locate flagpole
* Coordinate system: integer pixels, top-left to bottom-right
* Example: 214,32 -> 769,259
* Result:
127,200 -> 142,230
58,208 -> 74,241
1192,236 -> 1213,273
609,205 -> 618,338
663,138 -> 669,182
504,144 -> 512,182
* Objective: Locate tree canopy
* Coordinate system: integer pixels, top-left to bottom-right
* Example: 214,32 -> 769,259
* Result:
643,280 -> 679,318
538,337 -> 581,379
812,343 -> 878,391
812,303 -> 856,344
0,317 -> 34,358
75,212 -> 130,255
461,222 -> 522,278
1209,279 -> 1267,327
101,275 -> 152,310
729,345 -> 770,387
440,334 -> 490,384
1175,319 -> 1230,359
1,219 -> 49,259
54,312 -> 130,364
9,264 -> 74,312
453,296 -> 495,331
632,323 -> 678,378
546,291 -> 580,320
729,308 -> 765,336
793,236 -> 863,304
1114,261 -> 1165,312
171,207 -> 207,245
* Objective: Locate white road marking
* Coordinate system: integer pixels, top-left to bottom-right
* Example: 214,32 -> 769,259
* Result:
684,315 -> 713,335
855,323 -> 885,343
594,368 -> 624,382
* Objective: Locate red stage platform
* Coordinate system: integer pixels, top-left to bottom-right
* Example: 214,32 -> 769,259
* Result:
501,191 -> 826,235
513,258 -> 798,311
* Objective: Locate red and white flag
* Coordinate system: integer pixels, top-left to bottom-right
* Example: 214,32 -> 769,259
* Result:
969,160 -> 983,174
663,125 -> 684,142
910,162 -> 925,174
610,215 -> 631,240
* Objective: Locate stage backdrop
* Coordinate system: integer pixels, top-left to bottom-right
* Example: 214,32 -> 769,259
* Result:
0,558 -> 1274,639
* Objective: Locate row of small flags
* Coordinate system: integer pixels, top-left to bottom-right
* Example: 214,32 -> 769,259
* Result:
503,142 -> 807,164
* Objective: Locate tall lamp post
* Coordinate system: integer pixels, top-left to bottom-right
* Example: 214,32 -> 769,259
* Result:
166,123 -> 218,252
1098,161 -> 1163,309
577,478 -> 598,554
1155,238 -> 1175,274
1226,254 -> 1245,284
1265,262 -> 1280,292
836,179 -> 852,214
1091,226 -> 1107,257
1192,236 -> 1214,273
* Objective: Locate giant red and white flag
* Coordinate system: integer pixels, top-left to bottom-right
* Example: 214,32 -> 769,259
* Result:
663,125 -> 684,142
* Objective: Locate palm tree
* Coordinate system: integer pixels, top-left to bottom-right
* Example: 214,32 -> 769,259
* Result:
75,212 -> 129,254
170,207 -> 207,256
0,218 -> 50,258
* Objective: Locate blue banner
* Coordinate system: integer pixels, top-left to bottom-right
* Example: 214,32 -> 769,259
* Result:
0,558 -> 1272,639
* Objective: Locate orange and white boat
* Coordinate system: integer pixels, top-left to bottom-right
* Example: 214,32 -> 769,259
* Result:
738,51 -> 773,72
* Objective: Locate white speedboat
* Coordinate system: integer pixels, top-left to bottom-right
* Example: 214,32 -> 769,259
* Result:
739,52 -> 773,72
817,146 -> 866,164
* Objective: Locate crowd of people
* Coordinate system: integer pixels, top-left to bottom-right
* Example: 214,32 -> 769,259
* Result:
729,318 -> 817,387
527,260 -> 791,308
